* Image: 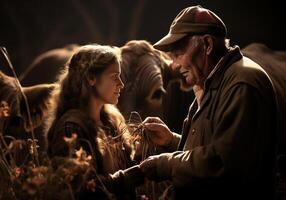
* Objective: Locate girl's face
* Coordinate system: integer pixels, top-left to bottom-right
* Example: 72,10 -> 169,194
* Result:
93,60 -> 124,105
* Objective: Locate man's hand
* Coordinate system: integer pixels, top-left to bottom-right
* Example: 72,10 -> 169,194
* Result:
139,155 -> 161,181
95,165 -> 144,194
143,117 -> 173,147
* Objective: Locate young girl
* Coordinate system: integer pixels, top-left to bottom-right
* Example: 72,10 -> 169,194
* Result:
45,44 -> 139,199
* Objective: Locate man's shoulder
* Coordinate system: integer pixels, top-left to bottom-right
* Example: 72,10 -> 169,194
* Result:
223,56 -> 272,90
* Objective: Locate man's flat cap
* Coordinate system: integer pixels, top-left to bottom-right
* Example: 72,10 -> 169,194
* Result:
154,5 -> 227,52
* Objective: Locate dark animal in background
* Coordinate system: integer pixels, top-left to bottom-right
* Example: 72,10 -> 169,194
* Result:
119,40 -> 172,120
242,43 -> 286,156
0,71 -> 54,163
20,44 -> 79,86
242,44 -> 286,197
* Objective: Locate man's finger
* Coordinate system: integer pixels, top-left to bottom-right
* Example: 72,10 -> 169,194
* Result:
143,117 -> 163,124
144,122 -> 165,131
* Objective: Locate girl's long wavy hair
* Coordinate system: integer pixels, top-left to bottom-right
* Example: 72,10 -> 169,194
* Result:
44,44 -> 126,142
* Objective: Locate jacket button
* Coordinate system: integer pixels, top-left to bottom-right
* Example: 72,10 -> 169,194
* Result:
191,128 -> 196,135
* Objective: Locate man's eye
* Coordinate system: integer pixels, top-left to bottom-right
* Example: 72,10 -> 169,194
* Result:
171,51 -> 181,58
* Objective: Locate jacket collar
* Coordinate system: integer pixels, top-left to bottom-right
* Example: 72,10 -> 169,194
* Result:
191,46 -> 242,120
205,46 -> 243,90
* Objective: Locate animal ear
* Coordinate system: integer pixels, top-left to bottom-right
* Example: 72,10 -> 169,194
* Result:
21,83 -> 55,131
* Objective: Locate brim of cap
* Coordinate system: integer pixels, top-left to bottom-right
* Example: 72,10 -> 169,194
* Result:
153,33 -> 187,52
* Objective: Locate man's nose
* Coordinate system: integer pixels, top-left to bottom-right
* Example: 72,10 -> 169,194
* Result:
171,61 -> 182,71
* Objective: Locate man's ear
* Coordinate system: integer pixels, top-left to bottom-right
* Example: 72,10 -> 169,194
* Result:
203,35 -> 214,55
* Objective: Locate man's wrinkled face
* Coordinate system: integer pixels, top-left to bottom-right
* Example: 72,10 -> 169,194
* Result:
170,36 -> 207,89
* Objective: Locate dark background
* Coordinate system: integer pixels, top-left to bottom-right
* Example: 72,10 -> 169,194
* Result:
1,0 -> 285,75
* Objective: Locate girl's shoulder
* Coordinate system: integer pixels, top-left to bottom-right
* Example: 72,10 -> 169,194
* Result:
60,109 -> 89,124
55,108 -> 92,136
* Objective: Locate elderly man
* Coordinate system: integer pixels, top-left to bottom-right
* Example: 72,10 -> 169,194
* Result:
137,5 -> 277,200
94,5 -> 277,199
